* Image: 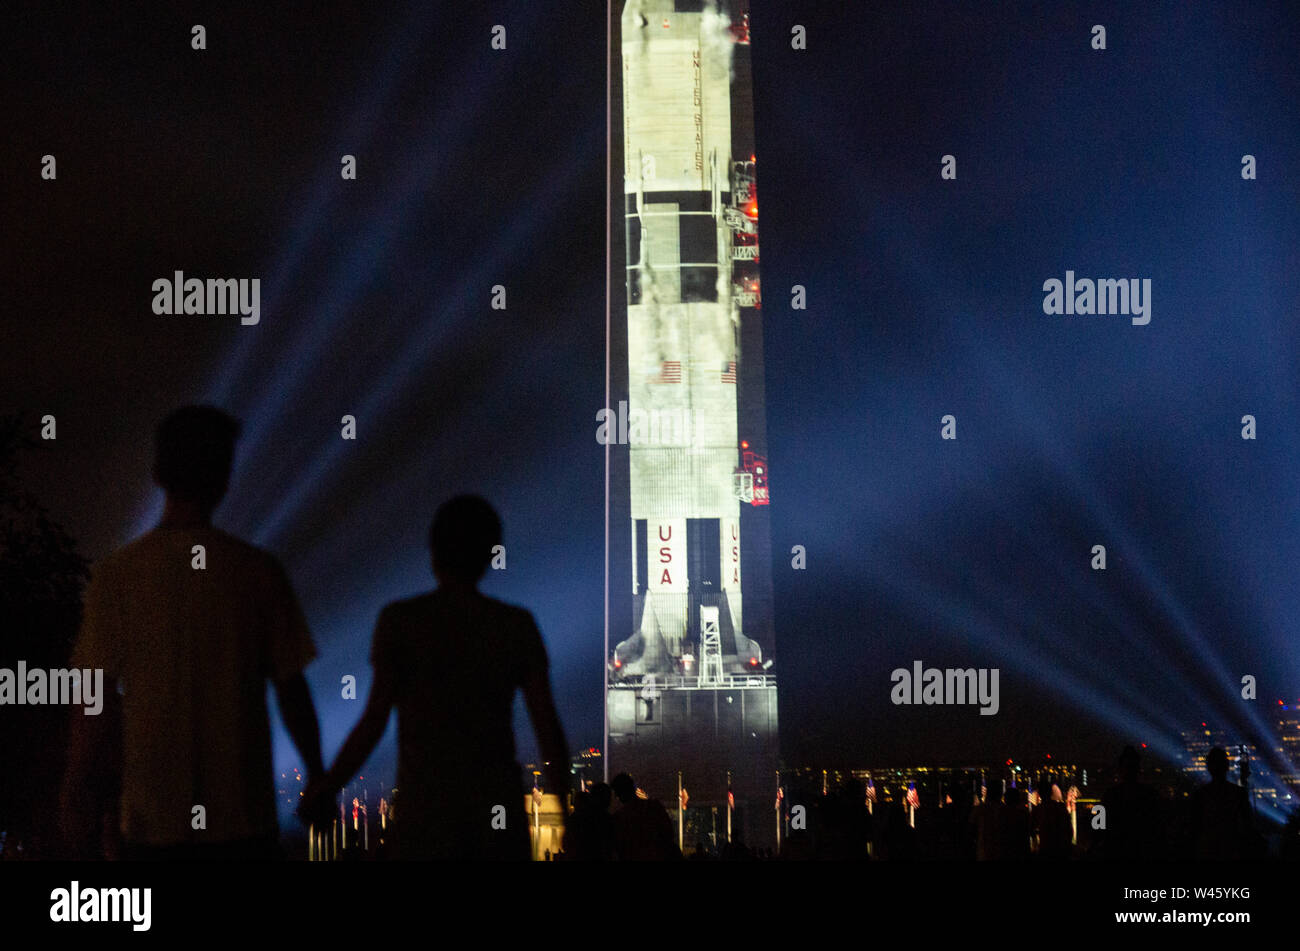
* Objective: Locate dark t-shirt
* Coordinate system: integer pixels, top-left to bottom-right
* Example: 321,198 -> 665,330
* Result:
1100,781 -> 1164,860
73,527 -> 315,846
369,589 -> 547,858
612,798 -> 679,861
1190,780 -> 1251,860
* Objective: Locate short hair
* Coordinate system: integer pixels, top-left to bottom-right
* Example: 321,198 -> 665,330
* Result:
1206,747 -> 1229,779
153,406 -> 240,506
589,782 -> 613,811
428,495 -> 502,580
610,773 -> 637,804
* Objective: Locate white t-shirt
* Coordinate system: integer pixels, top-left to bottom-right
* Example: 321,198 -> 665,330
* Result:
72,526 -> 316,846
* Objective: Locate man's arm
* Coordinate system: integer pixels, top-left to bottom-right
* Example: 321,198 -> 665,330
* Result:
299,665 -> 395,828
299,605 -> 398,826
274,672 -> 323,780
522,668 -> 570,805
326,666 -> 395,789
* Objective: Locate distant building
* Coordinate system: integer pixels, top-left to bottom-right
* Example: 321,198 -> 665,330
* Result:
570,747 -> 604,790
525,793 -> 566,861
1181,721 -> 1286,808
1274,703 -> 1300,795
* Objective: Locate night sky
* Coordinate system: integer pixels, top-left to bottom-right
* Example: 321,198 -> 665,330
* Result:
5,0 -> 1298,807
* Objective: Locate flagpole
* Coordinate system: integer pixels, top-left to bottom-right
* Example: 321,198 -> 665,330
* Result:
726,770 -> 732,844
775,770 -> 782,851
677,771 -> 684,853
532,770 -> 542,861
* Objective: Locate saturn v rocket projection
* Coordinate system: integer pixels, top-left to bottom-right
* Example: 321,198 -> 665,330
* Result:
607,0 -> 777,846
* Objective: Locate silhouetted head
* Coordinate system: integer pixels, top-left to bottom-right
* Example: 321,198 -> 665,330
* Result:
152,406 -> 240,514
589,782 -> 612,812
1206,746 -> 1229,781
610,773 -> 637,804
428,495 -> 502,584
1118,745 -> 1141,782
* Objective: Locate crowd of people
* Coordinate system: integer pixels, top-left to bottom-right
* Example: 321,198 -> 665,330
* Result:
548,742 -> 1285,861
750,745 -> 1277,862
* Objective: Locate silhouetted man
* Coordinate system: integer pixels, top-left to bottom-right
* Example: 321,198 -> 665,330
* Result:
1190,747 -> 1253,860
1033,783 -> 1072,860
562,782 -> 614,861
971,785 -> 1005,860
60,406 -> 323,859
609,772 -> 680,860
301,495 -> 569,859
1001,786 -> 1032,861
1098,744 -> 1164,860
821,780 -> 870,860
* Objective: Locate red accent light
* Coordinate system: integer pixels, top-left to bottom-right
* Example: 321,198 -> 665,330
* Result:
749,658 -> 758,665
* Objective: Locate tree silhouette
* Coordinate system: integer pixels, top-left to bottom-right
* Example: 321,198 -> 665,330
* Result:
0,414 -> 89,857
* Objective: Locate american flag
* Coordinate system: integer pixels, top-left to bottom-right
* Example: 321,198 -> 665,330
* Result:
727,789 -> 735,811
906,783 -> 920,810
720,361 -> 736,383
775,786 -> 784,811
649,360 -> 681,384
